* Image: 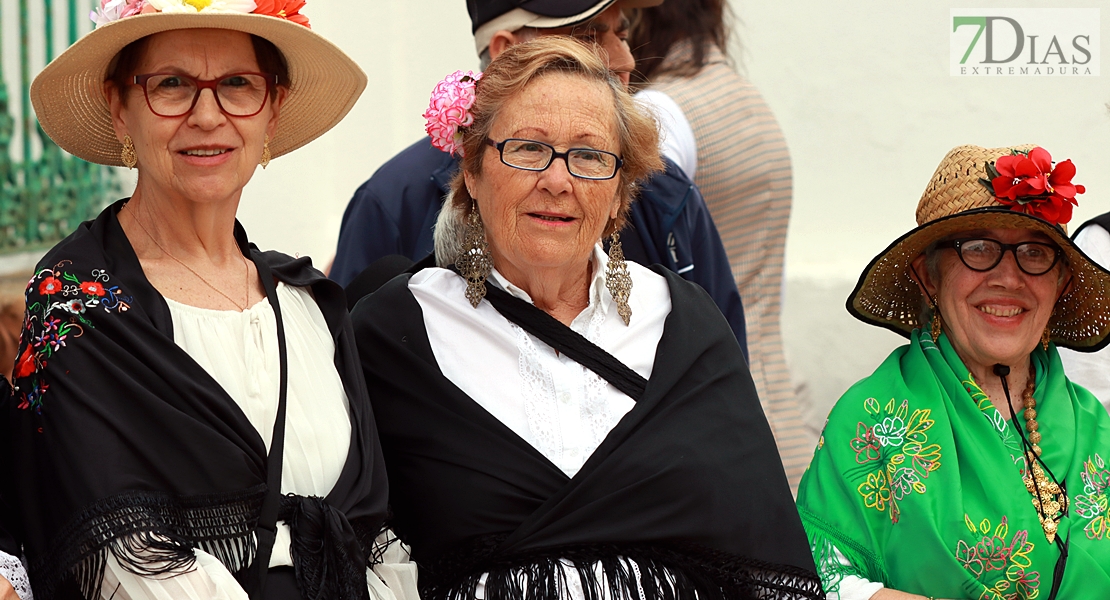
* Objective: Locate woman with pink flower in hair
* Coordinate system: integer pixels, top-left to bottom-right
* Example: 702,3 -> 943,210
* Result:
351,36 -> 821,600
797,145 -> 1110,600
0,2 -> 411,600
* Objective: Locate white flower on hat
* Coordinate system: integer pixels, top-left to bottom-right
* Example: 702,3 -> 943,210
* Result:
146,0 -> 257,14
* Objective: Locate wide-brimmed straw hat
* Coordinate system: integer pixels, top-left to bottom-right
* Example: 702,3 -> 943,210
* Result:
848,144 -> 1110,352
30,5 -> 366,167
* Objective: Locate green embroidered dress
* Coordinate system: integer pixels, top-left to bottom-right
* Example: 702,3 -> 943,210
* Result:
797,330 -> 1110,599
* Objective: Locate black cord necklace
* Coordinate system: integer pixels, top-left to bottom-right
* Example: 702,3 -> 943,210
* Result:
993,363 -> 1070,600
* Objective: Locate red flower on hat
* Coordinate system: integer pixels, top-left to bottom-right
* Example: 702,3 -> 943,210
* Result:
983,147 -> 1085,225
253,0 -> 310,27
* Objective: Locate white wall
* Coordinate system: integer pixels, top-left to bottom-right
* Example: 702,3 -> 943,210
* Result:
234,0 -> 480,265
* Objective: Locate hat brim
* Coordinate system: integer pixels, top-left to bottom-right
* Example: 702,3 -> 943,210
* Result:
30,12 -> 367,167
847,207 -> 1110,352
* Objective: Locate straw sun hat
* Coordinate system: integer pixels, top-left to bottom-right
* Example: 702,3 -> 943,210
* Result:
848,144 -> 1110,352
30,2 -> 367,167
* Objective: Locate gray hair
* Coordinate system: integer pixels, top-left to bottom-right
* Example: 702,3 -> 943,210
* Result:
434,190 -> 467,267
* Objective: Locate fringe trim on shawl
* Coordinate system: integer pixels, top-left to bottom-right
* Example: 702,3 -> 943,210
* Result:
30,485 -> 266,600
280,495 -> 372,600
418,536 -> 824,600
797,506 -> 888,594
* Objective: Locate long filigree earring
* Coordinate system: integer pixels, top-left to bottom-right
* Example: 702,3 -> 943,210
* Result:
260,135 -> 271,169
121,135 -> 137,169
606,231 -> 632,326
1041,326 -> 1051,351
930,296 -> 943,343
456,200 -> 492,307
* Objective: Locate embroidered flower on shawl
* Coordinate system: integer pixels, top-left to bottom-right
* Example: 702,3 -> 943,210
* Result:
15,263 -> 132,416
1074,453 -> 1109,540
955,515 -> 1041,600
888,467 -> 924,500
850,422 -> 881,463
38,276 -> 62,296
80,281 -> 107,297
873,415 -> 906,447
63,299 -> 87,314
424,70 -> 482,156
857,471 -> 891,511
14,345 -> 37,379
850,397 -> 941,521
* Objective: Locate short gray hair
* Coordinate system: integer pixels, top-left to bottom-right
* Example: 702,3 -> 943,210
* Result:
433,190 -> 466,267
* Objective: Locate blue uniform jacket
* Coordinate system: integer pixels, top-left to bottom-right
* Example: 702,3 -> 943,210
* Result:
331,139 -> 747,356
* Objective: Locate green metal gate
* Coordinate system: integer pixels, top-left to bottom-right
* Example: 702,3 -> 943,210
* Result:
1,0 -> 121,255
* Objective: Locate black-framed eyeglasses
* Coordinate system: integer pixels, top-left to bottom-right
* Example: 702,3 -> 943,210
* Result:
485,138 -> 623,180
936,238 -> 1062,276
132,72 -> 279,118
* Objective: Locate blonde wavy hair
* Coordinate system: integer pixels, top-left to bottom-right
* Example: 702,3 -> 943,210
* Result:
437,36 -> 663,265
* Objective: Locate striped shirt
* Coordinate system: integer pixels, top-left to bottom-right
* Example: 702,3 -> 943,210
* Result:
648,43 -> 814,490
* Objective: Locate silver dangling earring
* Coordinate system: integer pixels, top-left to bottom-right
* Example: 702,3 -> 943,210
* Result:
121,135 -> 137,169
260,135 -> 271,169
456,200 -> 492,307
606,231 -> 632,325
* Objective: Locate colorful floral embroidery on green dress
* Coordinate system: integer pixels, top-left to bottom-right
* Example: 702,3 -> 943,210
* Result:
955,514 -> 1041,600
964,374 -> 1025,466
1074,453 -> 1109,541
13,261 -> 132,414
850,397 -> 942,522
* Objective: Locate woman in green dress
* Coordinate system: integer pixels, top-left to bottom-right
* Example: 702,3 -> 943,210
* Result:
797,144 -> 1110,600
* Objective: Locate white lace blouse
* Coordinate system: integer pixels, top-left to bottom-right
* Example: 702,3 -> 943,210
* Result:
410,245 -> 671,479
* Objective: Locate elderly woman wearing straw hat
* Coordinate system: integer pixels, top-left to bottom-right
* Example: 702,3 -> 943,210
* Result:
796,144 -> 1110,600
0,3 -> 413,600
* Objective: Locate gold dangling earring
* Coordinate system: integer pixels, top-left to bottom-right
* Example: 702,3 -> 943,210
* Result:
606,231 -> 633,326
930,297 -> 943,343
456,200 -> 492,307
120,135 -> 137,169
260,135 -> 271,169
1042,327 -> 1051,351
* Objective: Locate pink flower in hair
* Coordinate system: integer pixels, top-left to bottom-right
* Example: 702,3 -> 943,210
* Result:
423,70 -> 482,157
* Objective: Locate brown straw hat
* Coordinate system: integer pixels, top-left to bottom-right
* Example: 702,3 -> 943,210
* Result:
30,10 -> 366,167
848,144 -> 1110,352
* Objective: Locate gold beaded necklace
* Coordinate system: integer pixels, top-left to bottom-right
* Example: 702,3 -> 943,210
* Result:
1016,364 -> 1068,543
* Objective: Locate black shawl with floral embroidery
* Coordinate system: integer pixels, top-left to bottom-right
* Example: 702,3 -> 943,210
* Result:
1,200 -> 388,600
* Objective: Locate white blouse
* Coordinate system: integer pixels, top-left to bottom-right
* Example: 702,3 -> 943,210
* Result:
410,245 -> 672,477
410,246 -> 671,600
93,283 -> 414,600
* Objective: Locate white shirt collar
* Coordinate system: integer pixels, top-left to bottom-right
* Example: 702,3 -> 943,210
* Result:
489,244 -> 613,330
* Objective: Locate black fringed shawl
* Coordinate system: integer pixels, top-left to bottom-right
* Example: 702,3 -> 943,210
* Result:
351,266 -> 823,600
2,201 -> 388,600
